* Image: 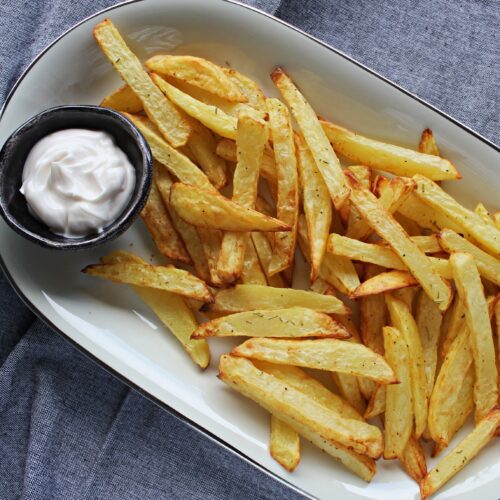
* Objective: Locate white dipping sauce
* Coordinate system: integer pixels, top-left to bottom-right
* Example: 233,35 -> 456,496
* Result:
20,129 -> 135,238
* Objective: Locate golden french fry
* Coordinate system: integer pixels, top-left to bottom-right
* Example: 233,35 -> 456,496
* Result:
134,286 -> 210,368
400,436 -> 427,483
439,296 -> 466,359
438,229 -> 500,286
383,326 -> 413,459
428,324 -> 473,446
271,68 -> 349,209
348,177 -> 452,311
250,232 -> 287,288
297,215 -> 360,295
218,113 -> 268,283
93,20 -> 190,147
240,238 -> 267,285
145,55 -> 247,102
266,98 -> 299,275
151,73 -> 237,139
450,252 -> 498,422
187,120 -> 227,189
233,338 -> 397,384
219,355 -> 383,460
141,180 -> 191,264
193,307 -> 350,339
364,386 -> 386,421
415,289 -> 443,398
170,183 -> 290,232
296,136 -> 332,281
420,407 -> 500,499
414,175 -> 500,256
221,67 -> 267,110
392,287 -> 417,311
352,270 -> 418,299
360,265 -> 386,356
270,416 -> 300,471
215,138 -> 277,186
394,234 -> 441,254
100,84 -> 143,113
342,165 -> 371,227
332,372 -> 367,416
154,165 -> 211,282
321,120 -> 460,180
386,293 -> 428,438
254,361 -> 363,421
418,128 -> 440,156
123,113 -> 215,191
205,284 -> 349,315
474,202 -> 495,227
83,256 -> 213,303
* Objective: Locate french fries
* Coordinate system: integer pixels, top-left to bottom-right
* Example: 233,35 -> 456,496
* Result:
352,270 -> 418,298
100,84 -> 143,113
418,128 -> 440,156
414,175 -> 500,256
386,293 -> 428,438
218,113 -> 268,283
267,98 -> 299,275
420,407 -> 500,499
270,416 -> 300,471
93,20 -> 190,147
271,68 -> 349,209
219,355 -> 383,459
321,120 -> 460,180
450,253 -> 498,422
222,67 -> 267,110
240,238 -> 267,285
348,176 -> 452,311
82,256 -> 213,303
151,73 -> 238,139
170,183 -> 290,232
205,284 -> 349,314
400,436 -> 427,483
146,55 -> 247,102
192,307 -> 350,339
383,326 -> 413,459
232,338 -> 397,384
250,232 -> 287,288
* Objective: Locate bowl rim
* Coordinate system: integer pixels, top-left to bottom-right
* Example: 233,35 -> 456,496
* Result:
0,104 -> 153,250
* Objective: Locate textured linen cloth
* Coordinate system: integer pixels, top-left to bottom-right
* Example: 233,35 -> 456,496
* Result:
0,1 -> 498,499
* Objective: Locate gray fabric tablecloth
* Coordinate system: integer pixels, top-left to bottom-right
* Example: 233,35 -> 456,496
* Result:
0,1 -> 498,499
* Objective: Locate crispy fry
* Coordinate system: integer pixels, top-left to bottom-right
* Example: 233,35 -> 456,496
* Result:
250,232 -> 287,288
438,229 -> 500,286
240,238 -> 267,285
386,293 -> 428,438
416,289 -> 443,398
474,202 -> 495,227
193,307 -> 350,339
205,284 -> 349,314
418,128 -> 440,156
348,177 -> 452,311
141,180 -> 191,263
364,385 -> 386,420
100,84 -> 143,113
296,136 -> 332,281
352,270 -> 418,299
93,20 -> 190,147
146,55 -> 247,102
271,68 -> 349,209
265,98 -> 299,275
215,138 -> 277,186
383,326 -> 413,459
321,120 -> 459,180
170,183 -> 290,232
83,257 -> 213,303
270,416 -> 300,471
414,175 -> 500,256
219,355 -> 383,460
218,113 -> 268,283
151,73 -> 237,139
400,436 -> 427,483
420,408 -> 500,499
233,338 -> 396,384
450,253 -> 498,421
221,67 -> 267,110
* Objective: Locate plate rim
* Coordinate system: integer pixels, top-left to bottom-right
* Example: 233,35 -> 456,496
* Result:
0,1 -> 498,498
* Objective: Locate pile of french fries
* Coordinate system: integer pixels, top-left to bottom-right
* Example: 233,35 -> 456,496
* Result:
86,19 -> 500,498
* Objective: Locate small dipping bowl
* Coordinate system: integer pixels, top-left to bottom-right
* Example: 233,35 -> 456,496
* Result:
0,105 -> 152,250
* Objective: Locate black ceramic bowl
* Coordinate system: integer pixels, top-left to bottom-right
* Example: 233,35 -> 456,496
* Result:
0,105 -> 152,250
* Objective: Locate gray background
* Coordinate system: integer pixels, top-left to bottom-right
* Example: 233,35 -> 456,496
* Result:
0,1 -> 498,499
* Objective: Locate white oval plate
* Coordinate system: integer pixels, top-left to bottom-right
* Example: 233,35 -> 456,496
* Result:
1,1 -> 498,499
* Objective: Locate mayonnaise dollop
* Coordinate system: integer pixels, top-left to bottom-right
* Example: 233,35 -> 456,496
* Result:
20,129 -> 136,238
